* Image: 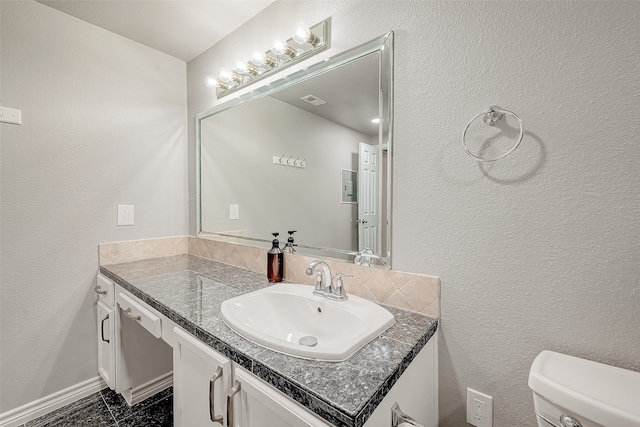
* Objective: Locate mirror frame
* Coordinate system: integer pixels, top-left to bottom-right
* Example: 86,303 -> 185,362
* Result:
196,32 -> 394,268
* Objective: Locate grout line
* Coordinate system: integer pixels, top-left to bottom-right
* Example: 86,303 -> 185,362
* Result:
112,394 -> 174,426
99,390 -> 119,426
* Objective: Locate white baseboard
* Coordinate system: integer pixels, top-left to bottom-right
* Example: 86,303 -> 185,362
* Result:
0,376 -> 108,427
121,371 -> 172,407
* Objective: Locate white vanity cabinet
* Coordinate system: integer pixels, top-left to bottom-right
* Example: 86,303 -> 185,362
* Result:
98,270 -> 438,427
172,327 -> 436,427
172,327 -> 331,427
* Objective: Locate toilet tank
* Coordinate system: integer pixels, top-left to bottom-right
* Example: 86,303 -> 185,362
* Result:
528,350 -> 640,427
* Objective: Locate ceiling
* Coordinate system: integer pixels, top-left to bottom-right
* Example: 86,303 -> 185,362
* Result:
35,0 -> 380,135
270,52 -> 380,137
35,0 -> 275,62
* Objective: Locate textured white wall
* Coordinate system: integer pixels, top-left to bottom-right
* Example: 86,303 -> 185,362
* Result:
0,1 -> 188,412
201,96 -> 363,252
188,2 -> 640,426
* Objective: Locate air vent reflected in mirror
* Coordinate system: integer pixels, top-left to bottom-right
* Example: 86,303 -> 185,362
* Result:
300,94 -> 327,106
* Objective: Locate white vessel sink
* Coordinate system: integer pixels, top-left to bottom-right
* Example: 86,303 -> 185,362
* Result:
220,283 -> 395,361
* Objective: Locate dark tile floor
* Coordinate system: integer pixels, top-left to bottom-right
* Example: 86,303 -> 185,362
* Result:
20,387 -> 173,427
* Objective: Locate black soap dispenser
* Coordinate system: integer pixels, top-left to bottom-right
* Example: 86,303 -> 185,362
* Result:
267,232 -> 284,283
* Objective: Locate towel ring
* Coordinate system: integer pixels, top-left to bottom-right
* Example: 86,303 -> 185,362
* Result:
462,106 -> 523,162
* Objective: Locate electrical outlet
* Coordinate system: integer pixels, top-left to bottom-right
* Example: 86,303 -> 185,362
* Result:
467,388 -> 493,427
117,205 -> 134,226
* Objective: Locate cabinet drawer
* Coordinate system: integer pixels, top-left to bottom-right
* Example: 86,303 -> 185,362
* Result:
96,274 -> 115,307
117,292 -> 162,338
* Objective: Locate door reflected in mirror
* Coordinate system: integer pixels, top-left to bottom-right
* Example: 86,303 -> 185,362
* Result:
197,33 -> 393,267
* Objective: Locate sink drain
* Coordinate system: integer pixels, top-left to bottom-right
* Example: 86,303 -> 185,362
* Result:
299,336 -> 318,347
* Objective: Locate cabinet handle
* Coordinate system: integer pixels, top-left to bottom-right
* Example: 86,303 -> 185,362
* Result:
391,402 -> 423,427
100,314 -> 110,343
122,307 -> 141,321
226,380 -> 241,427
94,285 -> 107,295
209,366 -> 224,424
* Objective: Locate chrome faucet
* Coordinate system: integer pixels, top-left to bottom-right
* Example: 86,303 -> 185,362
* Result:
305,260 -> 350,301
306,260 -> 332,292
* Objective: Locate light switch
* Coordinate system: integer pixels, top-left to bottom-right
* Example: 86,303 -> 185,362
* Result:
0,106 -> 22,125
229,204 -> 239,220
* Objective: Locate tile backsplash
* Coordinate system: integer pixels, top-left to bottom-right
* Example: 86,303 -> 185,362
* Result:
99,236 -> 188,265
99,236 -> 440,317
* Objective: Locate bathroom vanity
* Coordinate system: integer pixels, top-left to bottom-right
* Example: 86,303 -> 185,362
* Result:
96,254 -> 438,427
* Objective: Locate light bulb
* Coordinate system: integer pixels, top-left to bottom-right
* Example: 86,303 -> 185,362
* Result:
205,75 -> 229,90
204,74 -> 218,88
371,118 -> 380,124
219,69 -> 241,85
271,40 -> 295,57
251,50 -> 264,65
234,61 -> 258,76
251,50 -> 275,68
234,61 -> 248,74
218,69 -> 233,83
293,22 -> 318,45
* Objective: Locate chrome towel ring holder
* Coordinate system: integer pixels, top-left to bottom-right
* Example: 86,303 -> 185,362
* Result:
462,106 -> 523,162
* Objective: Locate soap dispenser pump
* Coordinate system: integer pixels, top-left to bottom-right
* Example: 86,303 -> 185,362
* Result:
283,230 -> 297,253
267,232 -> 283,283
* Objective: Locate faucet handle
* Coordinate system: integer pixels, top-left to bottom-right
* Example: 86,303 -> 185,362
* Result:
334,274 -> 353,297
314,272 -> 324,292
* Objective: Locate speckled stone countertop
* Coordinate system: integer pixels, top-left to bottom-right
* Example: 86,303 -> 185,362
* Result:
100,254 -> 437,427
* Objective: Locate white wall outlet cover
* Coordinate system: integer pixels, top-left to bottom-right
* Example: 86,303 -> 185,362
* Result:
466,388 -> 493,427
117,205 -> 134,226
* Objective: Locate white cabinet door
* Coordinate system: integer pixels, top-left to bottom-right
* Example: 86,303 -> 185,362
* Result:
229,368 -> 333,427
173,327 -> 231,427
97,301 -> 116,390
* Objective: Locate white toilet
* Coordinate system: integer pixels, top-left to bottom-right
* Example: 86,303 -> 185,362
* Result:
528,350 -> 640,427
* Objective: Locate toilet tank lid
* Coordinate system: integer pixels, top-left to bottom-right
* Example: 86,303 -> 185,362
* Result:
528,350 -> 640,427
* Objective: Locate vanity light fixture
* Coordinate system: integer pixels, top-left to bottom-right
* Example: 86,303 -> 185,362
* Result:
207,18 -> 330,97
371,118 -> 380,124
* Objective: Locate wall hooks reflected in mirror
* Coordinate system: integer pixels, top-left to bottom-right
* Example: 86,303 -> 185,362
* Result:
273,155 -> 306,169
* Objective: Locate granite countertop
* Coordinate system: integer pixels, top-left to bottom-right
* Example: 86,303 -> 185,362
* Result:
100,254 -> 438,427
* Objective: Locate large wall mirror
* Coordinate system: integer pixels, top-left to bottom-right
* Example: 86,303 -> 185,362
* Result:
197,32 -> 393,267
